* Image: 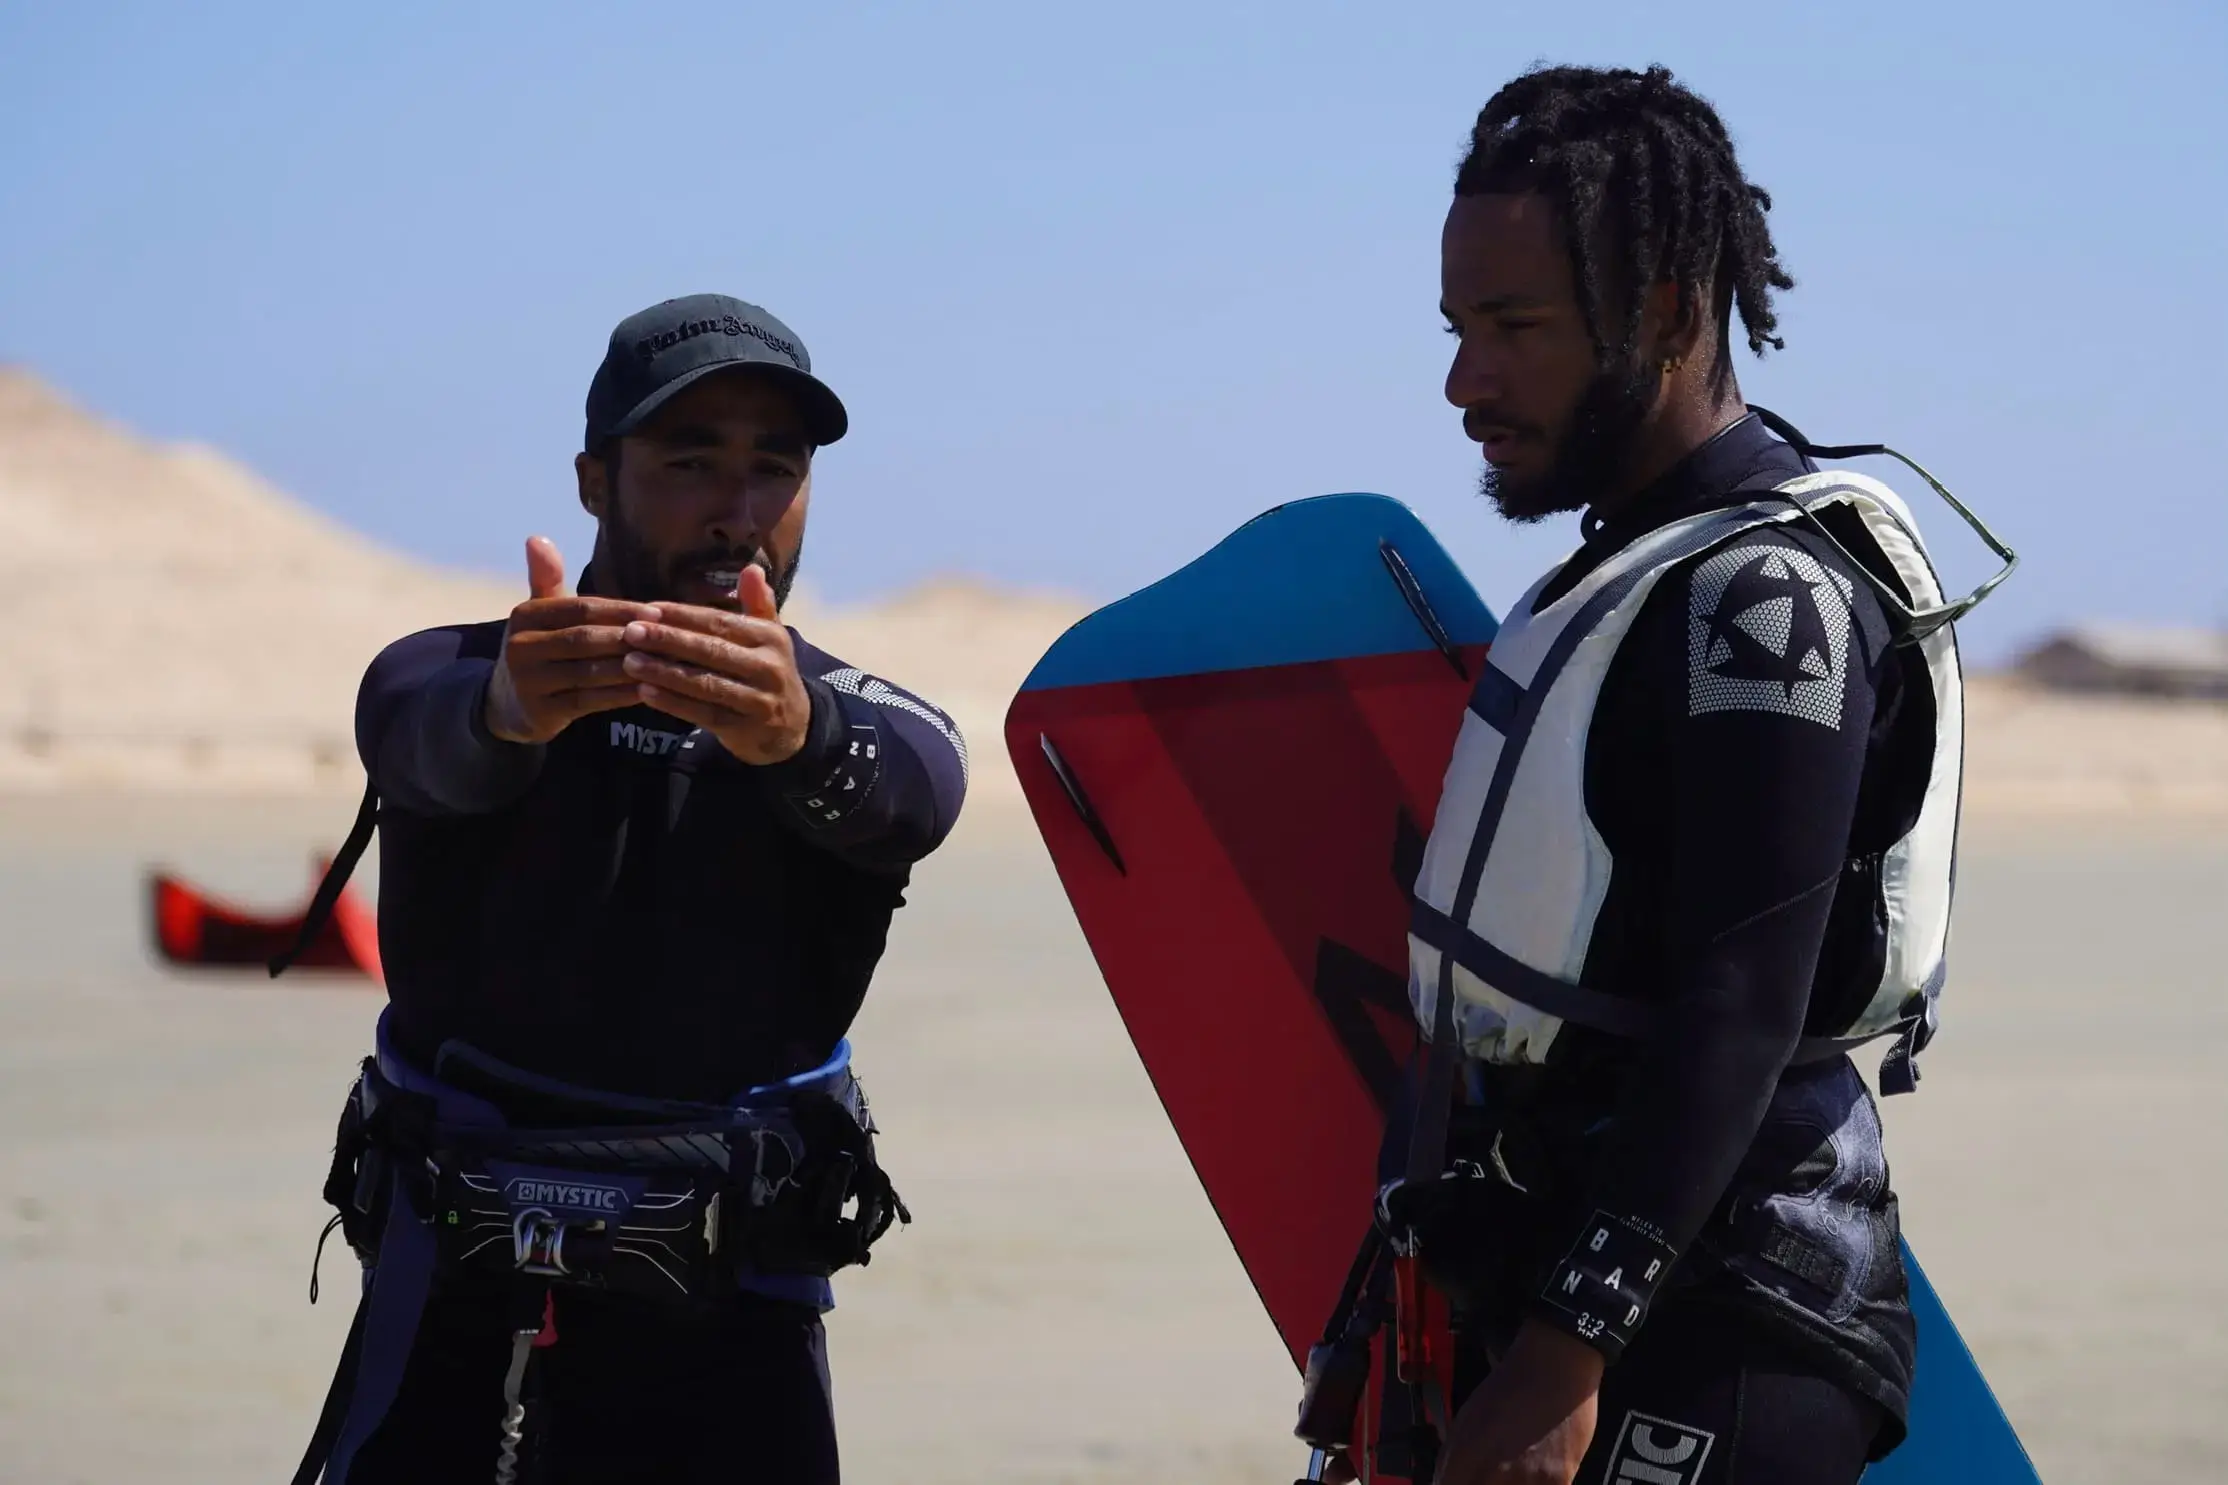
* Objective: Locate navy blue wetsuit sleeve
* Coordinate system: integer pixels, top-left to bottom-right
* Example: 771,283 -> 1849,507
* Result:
747,634 -> 968,870
354,622 -> 545,817
1530,542 -> 1885,1357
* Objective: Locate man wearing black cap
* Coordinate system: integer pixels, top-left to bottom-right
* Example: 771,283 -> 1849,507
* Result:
286,295 -> 967,1484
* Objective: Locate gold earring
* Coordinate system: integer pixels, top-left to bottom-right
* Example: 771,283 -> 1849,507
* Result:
1661,356 -> 1683,374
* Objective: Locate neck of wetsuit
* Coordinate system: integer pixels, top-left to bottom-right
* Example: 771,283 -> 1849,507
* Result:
1583,412 -> 1764,543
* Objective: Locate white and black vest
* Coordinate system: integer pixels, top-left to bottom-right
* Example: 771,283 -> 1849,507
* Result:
1407,472 -> 1964,1093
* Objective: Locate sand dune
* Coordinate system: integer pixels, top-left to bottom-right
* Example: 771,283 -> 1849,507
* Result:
1963,674 -> 2228,822
3,366 -> 2222,825
0,368 -> 1085,810
0,370 -> 519,792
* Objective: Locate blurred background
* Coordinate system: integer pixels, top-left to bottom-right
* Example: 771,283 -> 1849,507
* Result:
1,3 -> 2224,1481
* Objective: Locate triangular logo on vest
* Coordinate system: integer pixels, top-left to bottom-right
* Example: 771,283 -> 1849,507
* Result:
1686,540 -> 1855,729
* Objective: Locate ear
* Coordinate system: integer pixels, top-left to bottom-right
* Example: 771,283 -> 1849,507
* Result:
1639,279 -> 1708,368
575,450 -> 610,521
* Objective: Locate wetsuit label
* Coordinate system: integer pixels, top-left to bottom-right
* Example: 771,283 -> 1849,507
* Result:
1604,1410 -> 1716,1485
1537,1209 -> 1679,1358
786,723 -> 885,825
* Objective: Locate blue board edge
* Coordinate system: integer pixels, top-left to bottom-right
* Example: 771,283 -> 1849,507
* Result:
1864,1241 -> 2042,1482
1019,493 -> 1500,690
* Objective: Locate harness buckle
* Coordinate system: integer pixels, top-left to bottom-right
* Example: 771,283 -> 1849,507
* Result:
746,1126 -> 800,1208
1487,1131 -> 1530,1193
511,1208 -> 571,1277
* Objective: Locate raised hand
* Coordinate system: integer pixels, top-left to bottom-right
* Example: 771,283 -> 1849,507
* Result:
619,563 -> 813,765
483,536 -> 661,745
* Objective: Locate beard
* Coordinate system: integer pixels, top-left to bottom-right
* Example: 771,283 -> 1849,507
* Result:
1478,356 -> 1659,524
600,499 -> 803,610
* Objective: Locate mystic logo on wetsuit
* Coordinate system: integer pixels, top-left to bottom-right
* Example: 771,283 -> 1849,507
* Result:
606,719 -> 688,756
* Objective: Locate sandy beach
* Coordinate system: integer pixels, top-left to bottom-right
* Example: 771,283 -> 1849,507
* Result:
0,790 -> 2222,1484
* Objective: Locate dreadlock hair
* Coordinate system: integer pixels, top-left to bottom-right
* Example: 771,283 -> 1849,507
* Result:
1456,65 -> 1795,385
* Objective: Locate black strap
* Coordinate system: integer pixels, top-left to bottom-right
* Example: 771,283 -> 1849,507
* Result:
1413,897 -> 1918,1066
1877,1018 -> 1927,1096
1385,944 -> 1462,1480
1748,404 -> 1886,463
1402,959 -> 1461,1189
1466,663 -> 1524,734
290,1289 -> 370,1485
269,781 -> 380,979
1408,902 -> 1660,1040
1316,1225 -> 1388,1348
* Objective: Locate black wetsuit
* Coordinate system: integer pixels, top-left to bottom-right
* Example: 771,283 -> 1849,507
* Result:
342,565 -> 967,1484
1443,414 -> 1926,1483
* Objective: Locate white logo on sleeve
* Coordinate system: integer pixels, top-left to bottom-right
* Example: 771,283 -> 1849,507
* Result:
1606,1410 -> 1717,1485
823,667 -> 970,784
1687,541 -> 1855,730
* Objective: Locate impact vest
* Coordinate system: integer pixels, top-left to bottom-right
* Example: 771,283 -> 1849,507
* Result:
1406,472 -> 1964,1092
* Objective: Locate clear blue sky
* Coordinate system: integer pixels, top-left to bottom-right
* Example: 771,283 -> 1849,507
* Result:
4,2 -> 2223,662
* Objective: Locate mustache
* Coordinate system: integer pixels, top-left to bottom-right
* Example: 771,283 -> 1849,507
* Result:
669,548 -> 774,580
666,545 -> 796,610
1463,410 -> 1545,443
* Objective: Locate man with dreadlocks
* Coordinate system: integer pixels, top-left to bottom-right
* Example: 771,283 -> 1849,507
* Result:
1347,64 -> 1977,1485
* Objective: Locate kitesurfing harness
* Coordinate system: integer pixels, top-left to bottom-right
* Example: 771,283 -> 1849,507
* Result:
289,1008 -> 906,1485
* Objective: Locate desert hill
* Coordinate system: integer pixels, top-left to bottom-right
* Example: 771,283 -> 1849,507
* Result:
1,367 -> 2221,824
0,369 -> 1082,807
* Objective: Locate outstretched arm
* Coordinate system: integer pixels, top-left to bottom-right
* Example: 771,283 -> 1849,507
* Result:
356,537 -> 654,816
611,566 -> 968,871
354,622 -> 542,817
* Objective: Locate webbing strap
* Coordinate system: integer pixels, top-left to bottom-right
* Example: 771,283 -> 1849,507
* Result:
1391,943 -> 1461,1480
1316,1224 -> 1388,1349
1410,898 -> 1917,1067
1402,954 -> 1462,1191
269,780 -> 380,979
1408,901 -> 1657,1039
1747,403 -> 2019,642
288,1291 -> 369,1485
316,1168 -> 440,1484
1466,663 -> 1524,733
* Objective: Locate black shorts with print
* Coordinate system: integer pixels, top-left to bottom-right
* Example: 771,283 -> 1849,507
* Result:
1453,1299 -> 1887,1485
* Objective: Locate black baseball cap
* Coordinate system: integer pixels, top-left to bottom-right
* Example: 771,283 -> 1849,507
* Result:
583,293 -> 848,452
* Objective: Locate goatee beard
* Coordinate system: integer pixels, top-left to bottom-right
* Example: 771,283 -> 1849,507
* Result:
601,504 -> 803,610
1479,358 -> 1658,524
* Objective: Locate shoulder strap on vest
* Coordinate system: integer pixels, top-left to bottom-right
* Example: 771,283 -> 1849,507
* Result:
1747,405 -> 2018,642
